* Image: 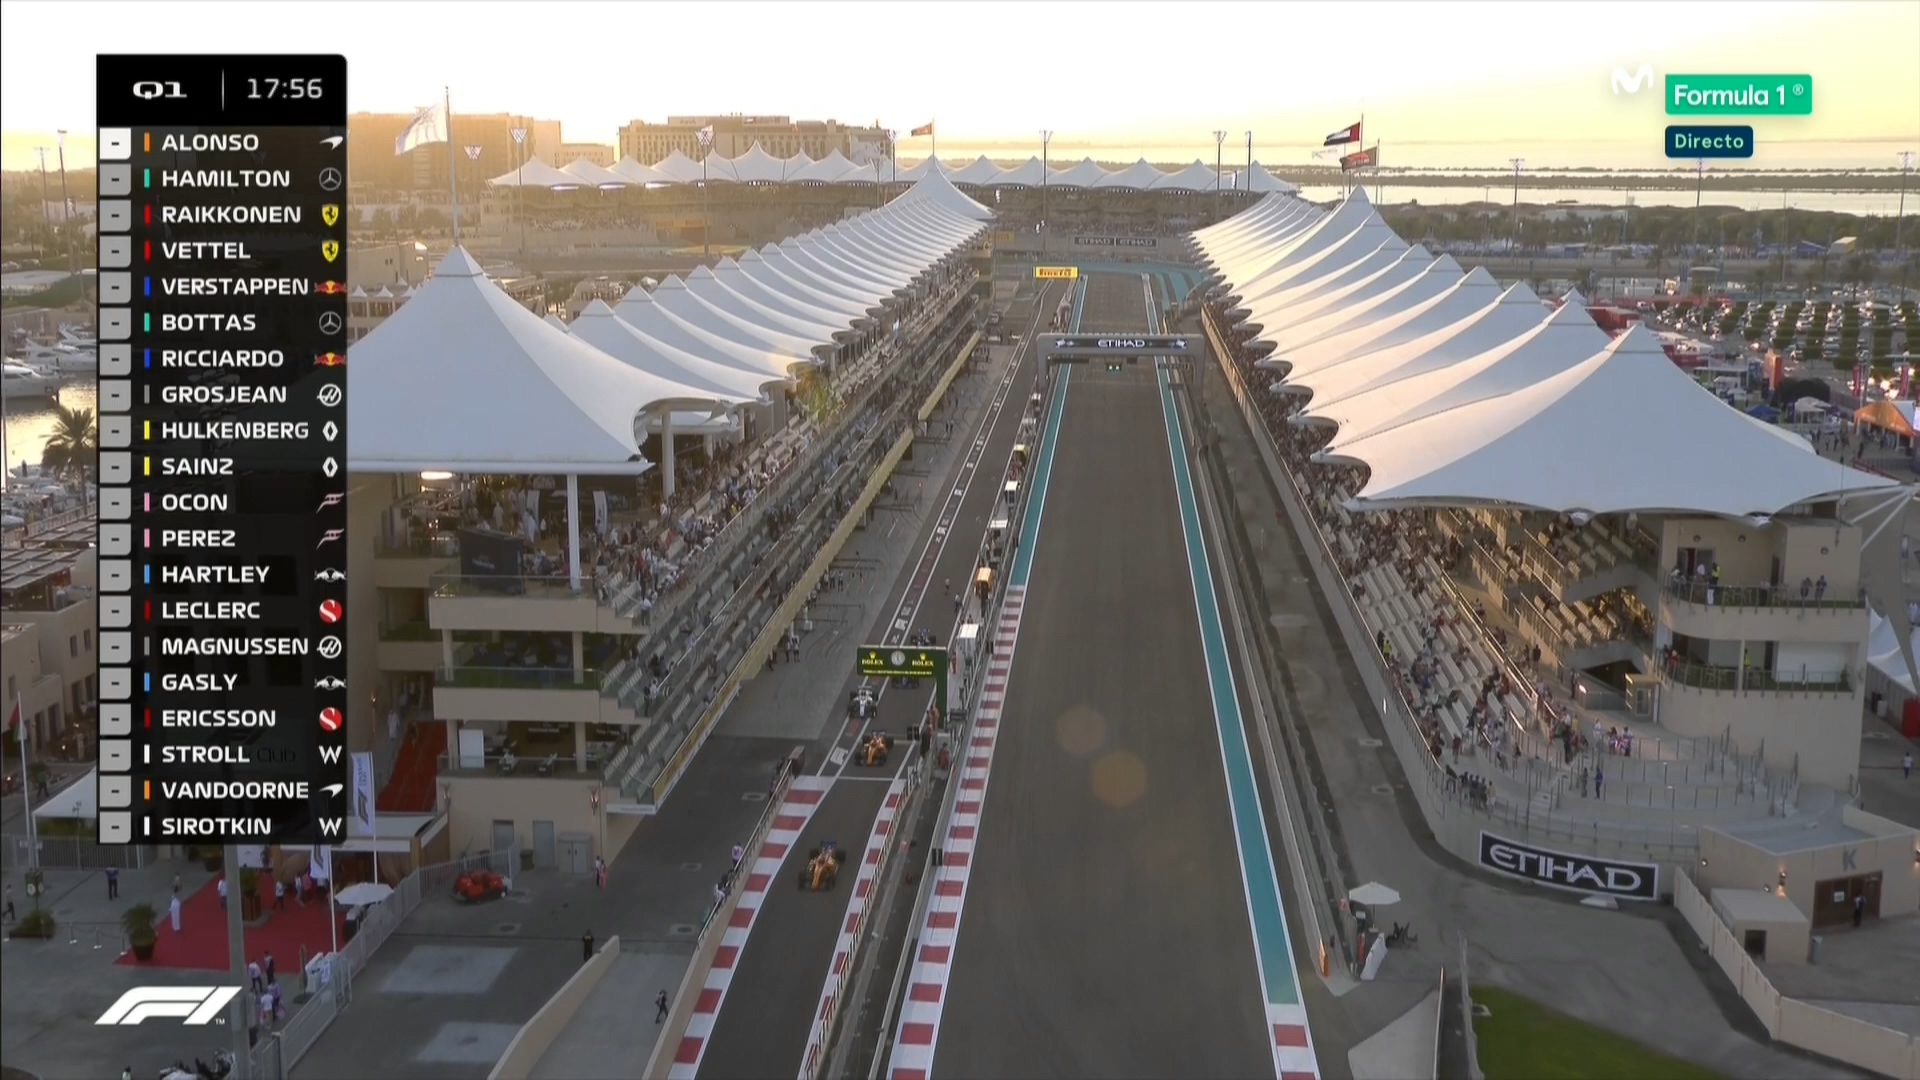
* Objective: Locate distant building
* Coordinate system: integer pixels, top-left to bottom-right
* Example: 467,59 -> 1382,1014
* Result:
1,545 -> 99,750
617,115 -> 892,165
552,143 -> 616,169
347,112 -> 563,194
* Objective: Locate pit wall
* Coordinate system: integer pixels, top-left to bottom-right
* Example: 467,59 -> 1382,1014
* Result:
488,935 -> 623,1080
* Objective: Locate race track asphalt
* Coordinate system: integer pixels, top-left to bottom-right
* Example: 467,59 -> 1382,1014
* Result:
698,287 -> 1066,1079
931,272 -> 1272,1078
697,777 -> 891,1079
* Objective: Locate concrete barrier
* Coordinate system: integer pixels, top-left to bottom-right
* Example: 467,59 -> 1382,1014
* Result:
1675,873 -> 1917,1078
489,935 -> 622,1080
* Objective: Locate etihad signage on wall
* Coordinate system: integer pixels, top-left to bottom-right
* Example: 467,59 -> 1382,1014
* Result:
1072,235 -> 1159,249
1476,831 -> 1660,901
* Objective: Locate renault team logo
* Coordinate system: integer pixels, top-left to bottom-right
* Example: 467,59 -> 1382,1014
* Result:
321,240 -> 340,263
321,204 -> 340,227
1612,64 -> 1654,95
98,987 -> 242,1025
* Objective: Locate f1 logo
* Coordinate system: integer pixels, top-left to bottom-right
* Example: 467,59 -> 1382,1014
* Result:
1612,64 -> 1654,95
97,986 -> 242,1025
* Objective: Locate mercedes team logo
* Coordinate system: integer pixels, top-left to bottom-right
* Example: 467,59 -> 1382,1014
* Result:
318,167 -> 343,192
318,311 -> 343,335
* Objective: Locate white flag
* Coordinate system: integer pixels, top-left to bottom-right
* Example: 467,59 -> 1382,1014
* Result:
310,845 -> 332,885
696,125 -> 714,150
396,102 -> 450,156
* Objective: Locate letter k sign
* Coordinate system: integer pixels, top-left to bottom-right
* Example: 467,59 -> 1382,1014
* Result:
1612,65 -> 1654,95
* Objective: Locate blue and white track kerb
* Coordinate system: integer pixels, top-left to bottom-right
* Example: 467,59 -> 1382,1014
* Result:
1148,275 -> 1320,1080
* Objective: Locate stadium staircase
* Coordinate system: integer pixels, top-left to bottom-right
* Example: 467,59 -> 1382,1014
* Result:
377,721 -> 447,814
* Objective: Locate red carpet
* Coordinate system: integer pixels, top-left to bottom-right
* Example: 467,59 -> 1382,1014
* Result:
377,722 -> 446,813
116,876 -> 338,972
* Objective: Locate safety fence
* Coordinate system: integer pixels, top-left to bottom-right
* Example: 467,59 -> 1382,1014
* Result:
3,835 -> 159,871
801,773 -> 919,1080
1674,872 -> 1919,1079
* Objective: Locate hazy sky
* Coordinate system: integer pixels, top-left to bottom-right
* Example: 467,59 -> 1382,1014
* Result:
2,0 -> 1916,172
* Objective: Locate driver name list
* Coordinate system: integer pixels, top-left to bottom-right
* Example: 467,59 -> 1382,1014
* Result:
94,55 -> 349,846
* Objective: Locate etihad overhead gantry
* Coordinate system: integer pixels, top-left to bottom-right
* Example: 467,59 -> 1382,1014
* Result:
1044,333 -> 1201,364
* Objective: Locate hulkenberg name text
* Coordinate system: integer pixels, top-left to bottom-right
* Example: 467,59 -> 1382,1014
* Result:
158,421 -> 308,439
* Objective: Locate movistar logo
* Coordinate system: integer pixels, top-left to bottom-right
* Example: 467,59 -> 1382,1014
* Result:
1611,64 -> 1654,95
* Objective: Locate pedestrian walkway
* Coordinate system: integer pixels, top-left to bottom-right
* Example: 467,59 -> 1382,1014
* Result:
530,950 -> 686,1080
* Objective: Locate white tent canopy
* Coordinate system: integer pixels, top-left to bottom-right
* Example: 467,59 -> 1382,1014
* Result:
487,157 -> 583,189
1096,158 -> 1173,189
611,156 -> 674,185
948,155 -> 1007,186
791,149 -> 857,183
709,143 -> 795,184
983,157 -> 1047,187
559,158 -> 632,188
1152,160 -> 1225,192
570,299 -> 781,400
1241,163 -> 1300,194
1304,285 -> 1591,436
347,248 -> 741,474
34,767 -> 97,820
1322,324 -> 1895,516
891,156 -> 950,182
1051,157 -> 1115,188
651,149 -> 707,183
615,283 -> 812,379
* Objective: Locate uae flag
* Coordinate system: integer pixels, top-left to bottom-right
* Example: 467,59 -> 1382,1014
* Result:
1323,120 -> 1362,147
1341,145 -> 1379,171
911,122 -> 935,137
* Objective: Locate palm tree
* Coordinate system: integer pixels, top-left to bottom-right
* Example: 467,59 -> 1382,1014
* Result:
38,404 -> 96,479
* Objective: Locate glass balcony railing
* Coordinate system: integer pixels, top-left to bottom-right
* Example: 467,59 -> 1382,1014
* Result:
1663,579 -> 1865,611
435,665 -> 606,691
1665,660 -> 1852,693
376,534 -> 460,559
429,571 -> 596,600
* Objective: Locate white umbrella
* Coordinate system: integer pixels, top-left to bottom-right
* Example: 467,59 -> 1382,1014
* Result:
334,881 -> 395,906
1348,881 -> 1401,907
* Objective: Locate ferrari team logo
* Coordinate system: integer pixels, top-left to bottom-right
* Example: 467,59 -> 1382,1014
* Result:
321,240 -> 339,263
321,204 -> 340,227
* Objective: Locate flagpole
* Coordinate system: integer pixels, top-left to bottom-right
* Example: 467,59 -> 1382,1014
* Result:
930,121 -> 936,160
445,87 -> 460,245
18,695 -> 39,871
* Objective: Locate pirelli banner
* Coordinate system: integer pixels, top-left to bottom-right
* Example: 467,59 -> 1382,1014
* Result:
1034,266 -> 1079,280
1072,235 -> 1159,250
1477,831 -> 1660,901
